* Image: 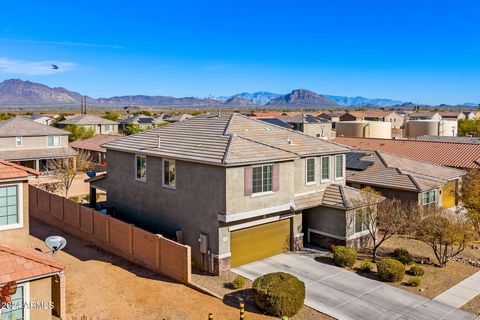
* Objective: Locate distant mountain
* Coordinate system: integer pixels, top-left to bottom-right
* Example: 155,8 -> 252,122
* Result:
266,89 -> 338,107
324,95 -> 403,107
96,95 -> 219,107
218,92 -> 282,105
222,96 -> 254,106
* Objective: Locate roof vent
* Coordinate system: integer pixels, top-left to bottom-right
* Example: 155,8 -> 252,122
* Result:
286,135 -> 293,144
217,110 -> 221,117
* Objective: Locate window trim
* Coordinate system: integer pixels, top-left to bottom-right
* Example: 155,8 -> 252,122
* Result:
0,183 -> 23,232
320,156 -> 331,183
334,154 -> 345,181
0,282 -> 30,320
305,157 -> 316,185
251,164 -> 273,195
135,154 -> 147,182
422,190 -> 436,206
162,158 -> 176,189
353,208 -> 369,235
15,136 -> 22,147
46,135 -> 61,147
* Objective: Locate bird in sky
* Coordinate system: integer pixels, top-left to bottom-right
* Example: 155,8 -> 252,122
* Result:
51,64 -> 59,70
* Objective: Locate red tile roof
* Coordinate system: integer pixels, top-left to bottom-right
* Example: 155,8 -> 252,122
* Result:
0,244 -> 64,285
333,137 -> 480,169
69,134 -> 122,153
0,160 -> 40,180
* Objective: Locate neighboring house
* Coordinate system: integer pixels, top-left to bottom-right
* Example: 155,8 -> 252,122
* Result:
318,112 -> 343,129
58,114 -> 119,134
462,111 -> 478,120
166,114 -> 194,123
0,117 -> 77,171
69,134 -> 122,165
439,111 -> 466,120
88,113 -> 382,274
414,135 -> 480,144
345,151 -> 465,208
408,112 -> 442,121
0,161 -> 65,320
340,111 -> 404,129
257,118 -> 293,129
30,114 -> 53,126
119,115 -> 168,132
278,114 -> 333,139
333,136 -> 480,169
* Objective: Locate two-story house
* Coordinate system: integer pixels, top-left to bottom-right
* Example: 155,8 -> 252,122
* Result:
0,117 -> 77,172
58,114 -> 119,135
0,160 -> 66,320
88,113 -> 382,274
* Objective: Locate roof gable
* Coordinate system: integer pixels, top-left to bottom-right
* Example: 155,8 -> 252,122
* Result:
0,117 -> 69,137
59,114 -> 118,125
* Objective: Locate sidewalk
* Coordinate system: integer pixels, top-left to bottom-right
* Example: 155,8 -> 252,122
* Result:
434,272 -> 480,308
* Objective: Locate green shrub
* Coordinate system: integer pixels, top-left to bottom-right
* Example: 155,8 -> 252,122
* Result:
392,248 -> 413,265
407,265 -> 425,277
231,275 -> 245,289
332,246 -> 357,268
252,272 -> 305,317
377,258 -> 405,282
359,260 -> 373,273
405,276 -> 421,287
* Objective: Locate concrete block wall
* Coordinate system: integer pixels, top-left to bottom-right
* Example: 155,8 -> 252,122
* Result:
29,186 -> 191,283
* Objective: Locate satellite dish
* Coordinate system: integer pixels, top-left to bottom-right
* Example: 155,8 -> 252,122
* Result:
45,236 -> 67,254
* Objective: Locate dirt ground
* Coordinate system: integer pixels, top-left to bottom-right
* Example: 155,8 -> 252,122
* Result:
8,218 -> 284,320
30,174 -> 91,197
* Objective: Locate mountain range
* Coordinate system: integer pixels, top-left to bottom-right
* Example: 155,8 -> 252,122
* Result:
0,78 -> 410,108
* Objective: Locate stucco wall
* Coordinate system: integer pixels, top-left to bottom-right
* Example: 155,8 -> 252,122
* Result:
0,135 -> 69,150
0,180 -> 29,242
303,206 -> 346,238
293,156 -> 345,196
29,277 -> 53,320
302,123 -> 332,139
105,150 -> 225,266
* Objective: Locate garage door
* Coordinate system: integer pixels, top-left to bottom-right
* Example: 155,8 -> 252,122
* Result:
230,219 -> 291,267
442,180 -> 457,208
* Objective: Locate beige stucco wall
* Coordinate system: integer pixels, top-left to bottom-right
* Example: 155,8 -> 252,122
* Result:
384,113 -> 405,129
303,206 -> 347,238
0,180 -> 29,243
28,277 -> 53,320
0,135 -> 69,150
225,161 -> 294,215
302,123 -> 332,139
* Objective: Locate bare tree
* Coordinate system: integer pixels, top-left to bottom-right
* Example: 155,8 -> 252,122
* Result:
459,169 -> 480,238
47,150 -> 93,198
351,187 -> 416,262
37,181 -> 63,194
415,207 -> 474,267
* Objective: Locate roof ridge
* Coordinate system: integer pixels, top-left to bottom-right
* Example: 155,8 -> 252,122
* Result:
338,184 -> 348,208
222,134 -> 235,164
378,150 -> 466,174
0,244 -> 64,270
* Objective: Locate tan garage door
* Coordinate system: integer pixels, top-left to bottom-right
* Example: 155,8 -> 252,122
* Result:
231,219 -> 291,267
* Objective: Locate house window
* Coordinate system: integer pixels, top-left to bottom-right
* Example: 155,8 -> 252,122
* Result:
47,136 -> 60,147
306,158 -> 315,184
135,155 -> 146,181
0,185 -> 18,228
354,208 -> 369,234
105,124 -> 112,131
335,154 -> 344,180
0,284 -> 25,319
422,190 -> 436,206
163,159 -> 176,188
252,165 -> 272,193
321,157 -> 330,182
15,137 -> 22,147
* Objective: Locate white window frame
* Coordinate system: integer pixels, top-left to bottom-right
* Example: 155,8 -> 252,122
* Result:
162,158 -> 176,189
305,157 -> 316,185
0,183 -> 23,232
320,156 -> 331,183
135,154 -> 147,182
46,135 -> 61,147
422,190 -> 436,206
104,124 -> 112,132
251,164 -> 273,195
334,154 -> 345,181
353,208 -> 369,235
0,282 -> 30,320
15,137 -> 22,147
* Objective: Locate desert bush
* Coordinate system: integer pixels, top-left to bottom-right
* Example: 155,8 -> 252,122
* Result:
252,272 -> 305,317
407,265 -> 425,277
405,276 -> 421,287
332,246 -> 357,268
377,258 -> 405,282
392,248 -> 413,265
358,260 -> 373,272
231,275 -> 245,289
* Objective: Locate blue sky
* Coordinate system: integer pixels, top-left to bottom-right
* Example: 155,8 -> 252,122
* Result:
1,1 -> 480,105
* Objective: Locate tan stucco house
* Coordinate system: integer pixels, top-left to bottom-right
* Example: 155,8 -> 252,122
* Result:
89,113 -> 381,274
58,114 -> 119,135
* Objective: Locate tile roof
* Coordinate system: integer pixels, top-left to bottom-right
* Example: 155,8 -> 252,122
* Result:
293,184 -> 384,210
0,117 -> 69,137
278,114 -> 330,124
0,147 -> 77,161
69,134 -> 122,153
346,151 -> 465,191
0,243 -> 64,285
414,135 -> 480,144
333,137 -> 480,169
257,118 -> 293,129
408,112 -> 439,118
0,160 -> 39,180
59,114 -> 118,125
103,113 -> 350,166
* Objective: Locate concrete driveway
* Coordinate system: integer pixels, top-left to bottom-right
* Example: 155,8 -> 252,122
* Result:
232,250 -> 477,320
